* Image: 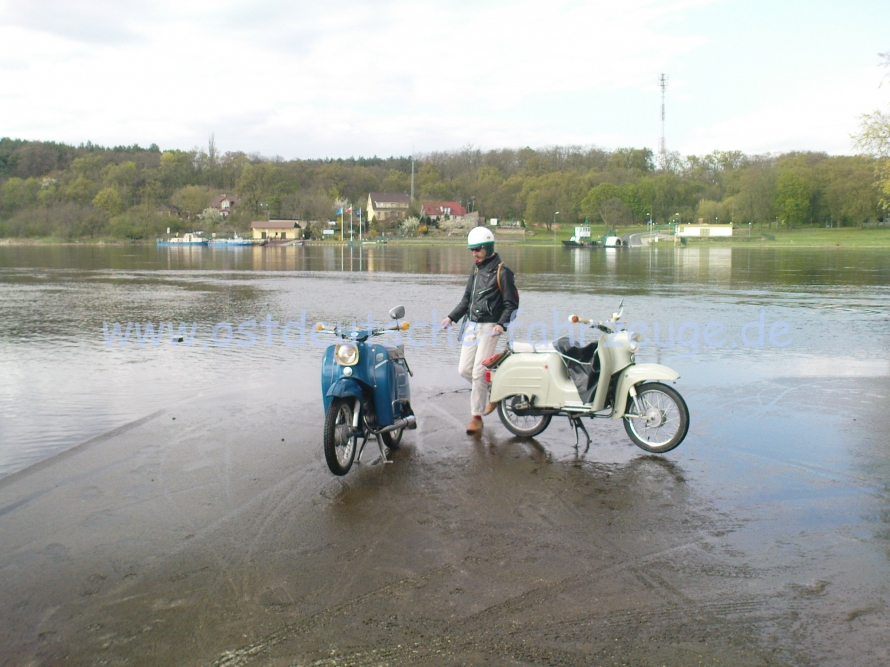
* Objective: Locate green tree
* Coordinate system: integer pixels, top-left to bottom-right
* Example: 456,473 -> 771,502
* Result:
63,176 -> 99,205
108,204 -> 168,239
0,177 -> 40,213
417,163 -> 451,199
381,169 -> 409,193
694,199 -> 732,224
608,147 -> 654,172
728,164 -> 776,227
102,161 -> 139,205
854,110 -> 890,210
237,162 -> 290,216
159,150 -> 197,196
523,172 -> 586,228
92,187 -> 124,216
774,170 -> 812,228
171,185 -> 215,220
819,156 -> 880,226
70,153 -> 105,180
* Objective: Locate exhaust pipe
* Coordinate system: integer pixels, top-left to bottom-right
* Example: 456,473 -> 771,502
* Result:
378,415 -> 416,433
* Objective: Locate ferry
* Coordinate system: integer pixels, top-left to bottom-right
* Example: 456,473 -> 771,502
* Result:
561,226 -> 599,248
157,232 -> 208,246
209,235 -> 265,246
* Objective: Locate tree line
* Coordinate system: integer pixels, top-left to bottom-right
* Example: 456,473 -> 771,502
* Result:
0,135 -> 885,240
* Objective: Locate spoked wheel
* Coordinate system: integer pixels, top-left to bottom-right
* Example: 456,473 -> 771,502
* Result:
497,395 -> 552,437
323,398 -> 358,475
623,382 -> 689,453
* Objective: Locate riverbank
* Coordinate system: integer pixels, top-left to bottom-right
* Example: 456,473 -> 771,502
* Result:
3,225 -> 890,248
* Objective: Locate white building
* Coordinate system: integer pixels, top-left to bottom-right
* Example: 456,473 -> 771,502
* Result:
676,224 -> 733,238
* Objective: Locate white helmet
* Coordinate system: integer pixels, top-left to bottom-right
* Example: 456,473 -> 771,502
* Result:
467,226 -> 495,248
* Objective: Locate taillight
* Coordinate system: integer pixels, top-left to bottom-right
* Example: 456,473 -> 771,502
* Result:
485,369 -> 492,383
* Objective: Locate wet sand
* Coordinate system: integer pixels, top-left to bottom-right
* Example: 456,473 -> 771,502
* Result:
1,370 -> 889,667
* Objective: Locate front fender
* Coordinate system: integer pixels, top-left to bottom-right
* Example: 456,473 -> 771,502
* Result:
324,378 -> 365,414
611,363 -> 680,419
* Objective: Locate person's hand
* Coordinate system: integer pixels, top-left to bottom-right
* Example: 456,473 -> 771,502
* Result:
492,324 -> 504,336
441,317 -> 452,330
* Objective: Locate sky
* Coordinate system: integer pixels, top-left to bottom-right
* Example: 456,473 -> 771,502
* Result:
1,0 -> 888,160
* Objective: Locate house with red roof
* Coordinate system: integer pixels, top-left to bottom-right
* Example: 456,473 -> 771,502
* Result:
214,193 -> 240,218
420,201 -> 467,220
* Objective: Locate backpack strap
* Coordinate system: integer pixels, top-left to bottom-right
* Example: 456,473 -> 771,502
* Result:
474,262 -> 505,295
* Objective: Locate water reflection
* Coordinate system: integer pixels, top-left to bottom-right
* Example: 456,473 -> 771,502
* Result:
2,244 -> 889,289
1,244 -> 889,478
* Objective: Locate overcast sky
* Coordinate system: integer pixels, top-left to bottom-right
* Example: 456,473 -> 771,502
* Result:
1,0 -> 888,160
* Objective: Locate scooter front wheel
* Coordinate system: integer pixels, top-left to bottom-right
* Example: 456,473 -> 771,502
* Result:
497,395 -> 552,437
324,398 -> 358,475
623,382 -> 689,453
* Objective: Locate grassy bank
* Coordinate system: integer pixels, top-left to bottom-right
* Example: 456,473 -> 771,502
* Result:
677,226 -> 890,248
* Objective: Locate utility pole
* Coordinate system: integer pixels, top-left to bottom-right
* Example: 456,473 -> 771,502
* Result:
659,73 -> 668,170
410,151 -> 415,203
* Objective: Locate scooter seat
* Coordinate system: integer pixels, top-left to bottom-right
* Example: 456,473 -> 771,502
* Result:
511,341 -> 557,353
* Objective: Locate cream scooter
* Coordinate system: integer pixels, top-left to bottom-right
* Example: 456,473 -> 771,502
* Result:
485,300 -> 689,453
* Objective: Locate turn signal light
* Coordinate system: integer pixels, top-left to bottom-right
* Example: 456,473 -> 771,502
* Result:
316,322 -> 325,331
569,315 -> 579,323
400,321 -> 411,331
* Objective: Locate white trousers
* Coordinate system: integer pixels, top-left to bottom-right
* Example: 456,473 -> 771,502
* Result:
458,322 -> 501,417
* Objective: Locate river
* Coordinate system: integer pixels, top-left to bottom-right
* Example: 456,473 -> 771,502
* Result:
1,242 -> 889,665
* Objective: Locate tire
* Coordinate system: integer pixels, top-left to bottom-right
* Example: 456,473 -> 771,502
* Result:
623,383 -> 689,453
497,395 -> 552,437
323,398 -> 358,475
381,429 -> 403,449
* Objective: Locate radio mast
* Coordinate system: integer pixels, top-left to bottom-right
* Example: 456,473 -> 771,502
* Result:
659,73 -> 668,169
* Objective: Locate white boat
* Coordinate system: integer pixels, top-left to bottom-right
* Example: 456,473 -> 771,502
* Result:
157,232 -> 208,246
209,235 -> 264,246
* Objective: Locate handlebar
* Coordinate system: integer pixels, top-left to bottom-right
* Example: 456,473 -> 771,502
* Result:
315,321 -> 411,339
568,315 -> 613,333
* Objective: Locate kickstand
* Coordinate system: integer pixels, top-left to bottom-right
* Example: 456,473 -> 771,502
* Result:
376,433 -> 392,464
569,416 -> 591,453
355,434 -> 368,464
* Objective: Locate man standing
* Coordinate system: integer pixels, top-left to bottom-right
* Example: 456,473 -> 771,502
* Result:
441,227 -> 519,434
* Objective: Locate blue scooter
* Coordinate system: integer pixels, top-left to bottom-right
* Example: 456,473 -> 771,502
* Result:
318,305 -> 416,475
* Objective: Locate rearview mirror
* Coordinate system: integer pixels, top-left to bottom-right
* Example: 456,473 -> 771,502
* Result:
389,305 -> 405,320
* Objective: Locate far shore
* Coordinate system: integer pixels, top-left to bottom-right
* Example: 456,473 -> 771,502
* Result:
2,225 -> 890,248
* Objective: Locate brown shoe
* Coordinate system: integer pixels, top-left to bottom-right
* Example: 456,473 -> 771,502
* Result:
466,416 -> 483,434
483,401 -> 498,416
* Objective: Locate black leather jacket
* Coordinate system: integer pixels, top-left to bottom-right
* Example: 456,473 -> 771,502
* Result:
448,253 -> 519,327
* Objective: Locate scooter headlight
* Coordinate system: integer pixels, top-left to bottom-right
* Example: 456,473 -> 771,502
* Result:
334,343 -> 359,366
628,332 -> 641,352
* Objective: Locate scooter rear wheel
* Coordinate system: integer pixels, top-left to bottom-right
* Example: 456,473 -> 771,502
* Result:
497,395 -> 552,437
623,382 -> 689,453
324,398 -> 358,475
381,429 -> 402,449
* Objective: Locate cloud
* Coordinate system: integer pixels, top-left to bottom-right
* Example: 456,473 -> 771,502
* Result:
683,64 -> 889,156
0,0 -> 153,44
1,0 -> 883,158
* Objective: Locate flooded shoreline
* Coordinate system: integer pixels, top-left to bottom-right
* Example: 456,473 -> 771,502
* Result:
0,243 -> 888,664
